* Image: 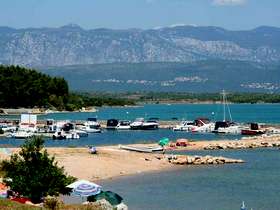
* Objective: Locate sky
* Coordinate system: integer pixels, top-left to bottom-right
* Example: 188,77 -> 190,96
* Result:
0,0 -> 279,30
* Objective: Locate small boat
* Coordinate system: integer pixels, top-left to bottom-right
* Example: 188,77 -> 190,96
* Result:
106,119 -> 119,130
119,145 -> 163,153
53,131 -> 67,140
130,118 -> 144,130
66,131 -> 80,139
13,130 -> 34,139
116,120 -> 131,130
173,120 -> 195,131
141,120 -> 159,130
75,129 -> 88,137
212,90 -> 242,134
0,124 -> 17,132
76,118 -> 101,133
52,130 -> 80,140
130,118 -> 159,130
241,123 -> 265,135
212,121 -> 242,134
77,124 -> 101,133
191,118 -> 215,133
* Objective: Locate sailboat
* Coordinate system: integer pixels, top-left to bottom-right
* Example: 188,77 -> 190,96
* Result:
212,90 -> 242,134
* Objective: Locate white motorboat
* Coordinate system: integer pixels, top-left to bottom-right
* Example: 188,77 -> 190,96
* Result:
77,118 -> 101,133
191,118 -> 215,133
213,121 -> 243,134
173,120 -> 195,131
75,129 -> 88,137
66,131 -> 80,139
130,118 -> 159,130
77,124 -> 101,133
13,130 -> 34,139
116,120 -> 131,130
53,130 -> 80,140
130,118 -> 144,130
141,120 -> 159,130
0,124 -> 17,132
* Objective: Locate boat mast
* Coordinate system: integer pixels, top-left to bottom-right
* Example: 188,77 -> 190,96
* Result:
222,90 -> 226,122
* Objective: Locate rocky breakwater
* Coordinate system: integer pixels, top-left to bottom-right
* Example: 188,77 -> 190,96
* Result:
204,139 -> 280,150
167,155 -> 244,165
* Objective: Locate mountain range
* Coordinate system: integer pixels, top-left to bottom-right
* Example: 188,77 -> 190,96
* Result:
1,24 -> 280,66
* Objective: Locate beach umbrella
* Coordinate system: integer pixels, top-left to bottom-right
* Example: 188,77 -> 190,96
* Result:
88,191 -> 123,206
158,137 -> 169,146
67,180 -> 102,197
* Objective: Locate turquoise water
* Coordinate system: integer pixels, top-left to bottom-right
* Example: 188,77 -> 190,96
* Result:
100,148 -> 280,210
43,103 -> 280,123
2,104 -> 279,209
3,103 -> 279,123
0,104 -> 279,147
0,130 -> 240,147
44,104 -> 280,123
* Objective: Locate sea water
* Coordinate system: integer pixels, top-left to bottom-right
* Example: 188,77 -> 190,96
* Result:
100,148 -> 280,210
43,103 -> 280,123
0,104 -> 279,147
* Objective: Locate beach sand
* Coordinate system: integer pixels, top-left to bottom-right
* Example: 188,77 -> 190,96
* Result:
0,146 -> 171,182
0,135 -> 279,182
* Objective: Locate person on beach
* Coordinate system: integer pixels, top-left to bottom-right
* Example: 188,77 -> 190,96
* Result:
89,146 -> 97,154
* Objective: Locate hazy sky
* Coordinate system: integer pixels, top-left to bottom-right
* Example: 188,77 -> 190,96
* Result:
0,0 -> 279,30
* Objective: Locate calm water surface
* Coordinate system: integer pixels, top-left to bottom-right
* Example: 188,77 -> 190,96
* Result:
100,149 -> 280,210
2,103 -> 280,123
2,104 -> 279,209
1,104 -> 279,147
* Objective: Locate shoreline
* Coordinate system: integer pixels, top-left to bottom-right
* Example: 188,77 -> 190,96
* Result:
1,102 -> 280,116
2,135 -> 279,182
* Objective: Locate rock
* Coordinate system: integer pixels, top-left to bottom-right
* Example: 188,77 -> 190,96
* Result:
116,203 -> 128,210
89,199 -> 113,210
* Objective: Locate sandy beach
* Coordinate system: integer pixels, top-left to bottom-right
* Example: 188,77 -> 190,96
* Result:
0,146 -> 171,181
0,135 -> 279,182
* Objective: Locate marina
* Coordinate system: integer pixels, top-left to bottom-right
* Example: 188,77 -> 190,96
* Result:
1,103 -> 280,210
0,104 -> 280,148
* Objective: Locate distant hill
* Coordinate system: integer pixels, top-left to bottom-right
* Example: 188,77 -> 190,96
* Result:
40,61 -> 280,93
1,24 -> 280,66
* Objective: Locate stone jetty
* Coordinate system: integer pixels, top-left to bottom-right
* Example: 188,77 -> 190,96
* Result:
167,155 -> 244,165
204,139 -> 280,150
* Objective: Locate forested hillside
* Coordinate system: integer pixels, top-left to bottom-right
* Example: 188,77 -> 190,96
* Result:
0,65 -> 69,109
0,65 -> 135,110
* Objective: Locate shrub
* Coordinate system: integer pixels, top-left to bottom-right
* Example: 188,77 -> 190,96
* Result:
0,136 -> 76,203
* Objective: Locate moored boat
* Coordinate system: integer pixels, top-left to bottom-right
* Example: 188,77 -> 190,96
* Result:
116,120 -> 131,130
141,120 -> 159,130
76,118 -> 101,133
130,118 -> 144,130
173,120 -> 195,131
106,119 -> 119,130
241,123 -> 265,135
191,118 -> 215,133
13,130 -> 34,139
212,90 -> 242,134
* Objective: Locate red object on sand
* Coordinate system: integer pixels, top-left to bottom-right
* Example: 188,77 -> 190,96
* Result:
176,139 -> 189,147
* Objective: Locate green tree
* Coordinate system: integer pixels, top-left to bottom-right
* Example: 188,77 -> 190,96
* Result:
0,137 -> 76,203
